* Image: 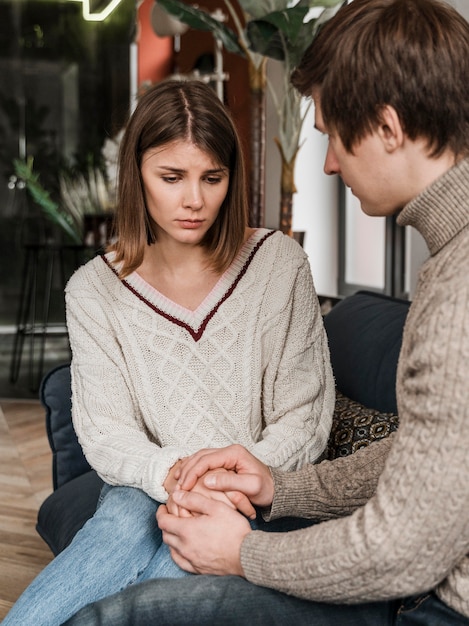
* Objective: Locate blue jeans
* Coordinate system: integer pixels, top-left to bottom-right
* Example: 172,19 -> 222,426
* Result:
64,576 -> 469,626
3,485 -> 189,626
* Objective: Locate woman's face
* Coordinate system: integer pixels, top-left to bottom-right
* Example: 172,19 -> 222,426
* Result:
140,139 -> 230,248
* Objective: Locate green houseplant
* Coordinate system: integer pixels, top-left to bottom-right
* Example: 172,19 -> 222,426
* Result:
14,156 -> 115,247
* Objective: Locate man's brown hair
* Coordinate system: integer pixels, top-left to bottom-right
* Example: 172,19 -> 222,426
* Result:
292,0 -> 469,156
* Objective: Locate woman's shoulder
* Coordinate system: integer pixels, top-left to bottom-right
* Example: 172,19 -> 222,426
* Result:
66,253 -> 113,293
256,228 -> 308,264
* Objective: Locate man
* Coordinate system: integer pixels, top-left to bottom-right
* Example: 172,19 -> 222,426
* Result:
67,0 -> 469,623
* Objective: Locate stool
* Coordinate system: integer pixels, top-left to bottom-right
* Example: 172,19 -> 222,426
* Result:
9,243 -> 86,391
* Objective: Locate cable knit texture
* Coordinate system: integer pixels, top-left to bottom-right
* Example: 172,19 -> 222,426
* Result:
65,228 -> 335,503
241,159 -> 469,619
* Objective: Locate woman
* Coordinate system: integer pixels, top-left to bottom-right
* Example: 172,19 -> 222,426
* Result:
4,80 -> 334,625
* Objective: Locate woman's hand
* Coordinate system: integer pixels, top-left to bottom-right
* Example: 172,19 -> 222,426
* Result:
163,459 -> 183,496
167,470 -> 256,519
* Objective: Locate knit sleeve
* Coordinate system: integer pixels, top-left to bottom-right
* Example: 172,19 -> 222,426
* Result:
241,287 -> 469,605
266,434 -> 393,521
65,267 -> 191,503
250,239 -> 335,470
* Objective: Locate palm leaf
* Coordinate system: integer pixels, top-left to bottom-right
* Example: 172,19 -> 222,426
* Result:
157,0 -> 244,55
14,158 -> 82,244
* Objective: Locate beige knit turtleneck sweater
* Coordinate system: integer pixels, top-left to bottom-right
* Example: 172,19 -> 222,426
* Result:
241,158 -> 469,619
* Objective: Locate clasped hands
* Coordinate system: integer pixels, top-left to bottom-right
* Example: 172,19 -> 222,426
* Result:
157,445 -> 274,577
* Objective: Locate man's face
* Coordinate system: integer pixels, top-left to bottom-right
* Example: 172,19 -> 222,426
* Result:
313,94 -> 403,217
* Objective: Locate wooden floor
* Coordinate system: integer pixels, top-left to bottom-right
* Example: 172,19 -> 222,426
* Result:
0,399 -> 53,621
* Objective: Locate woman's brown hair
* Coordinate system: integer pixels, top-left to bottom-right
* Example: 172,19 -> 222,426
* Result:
109,80 -> 248,277
292,0 -> 469,157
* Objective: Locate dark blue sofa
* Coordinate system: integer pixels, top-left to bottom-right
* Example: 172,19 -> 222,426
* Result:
36,290 -> 410,556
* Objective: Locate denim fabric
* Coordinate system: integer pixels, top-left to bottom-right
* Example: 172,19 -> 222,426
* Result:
3,485 -> 171,626
137,541 -> 190,581
6,485 -> 297,625
65,577 -> 469,626
5,486 -> 299,625
395,593 -> 469,625
67,576 -> 469,626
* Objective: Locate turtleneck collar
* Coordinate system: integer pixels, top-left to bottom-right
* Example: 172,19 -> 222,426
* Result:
397,157 -> 469,256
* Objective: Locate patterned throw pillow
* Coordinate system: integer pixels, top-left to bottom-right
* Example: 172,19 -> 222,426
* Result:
326,390 -> 399,460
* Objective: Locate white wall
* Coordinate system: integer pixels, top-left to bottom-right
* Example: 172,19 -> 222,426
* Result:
264,62 -> 339,297
292,103 -> 339,297
445,0 -> 469,19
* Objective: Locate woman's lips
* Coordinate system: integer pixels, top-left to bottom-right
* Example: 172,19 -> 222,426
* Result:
177,219 -> 204,229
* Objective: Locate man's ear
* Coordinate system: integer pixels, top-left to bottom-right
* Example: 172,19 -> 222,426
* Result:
377,105 -> 405,152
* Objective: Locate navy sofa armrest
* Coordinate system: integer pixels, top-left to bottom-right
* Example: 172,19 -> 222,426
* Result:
38,363 -> 103,555
39,363 -> 91,490
37,471 -> 103,555
323,290 -> 410,414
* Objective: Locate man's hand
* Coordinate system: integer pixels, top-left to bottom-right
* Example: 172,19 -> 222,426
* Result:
177,444 -> 275,508
157,490 -> 251,576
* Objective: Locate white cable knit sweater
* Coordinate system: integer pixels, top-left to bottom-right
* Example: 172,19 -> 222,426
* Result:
65,228 -> 335,503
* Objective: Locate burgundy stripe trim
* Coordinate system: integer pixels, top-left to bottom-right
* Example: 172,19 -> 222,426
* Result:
102,230 -> 275,342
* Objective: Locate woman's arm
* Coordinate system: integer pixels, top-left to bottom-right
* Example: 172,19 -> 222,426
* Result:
65,271 -> 192,503
251,243 -> 335,470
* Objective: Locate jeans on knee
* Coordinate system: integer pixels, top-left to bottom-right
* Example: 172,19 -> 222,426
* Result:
3,485 -> 162,626
66,578 -> 469,626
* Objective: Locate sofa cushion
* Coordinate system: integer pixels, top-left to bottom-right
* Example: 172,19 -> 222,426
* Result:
323,290 -> 410,414
36,470 -> 103,556
40,363 -> 91,490
326,391 -> 399,460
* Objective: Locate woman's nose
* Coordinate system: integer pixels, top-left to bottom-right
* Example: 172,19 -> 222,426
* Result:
183,182 -> 203,209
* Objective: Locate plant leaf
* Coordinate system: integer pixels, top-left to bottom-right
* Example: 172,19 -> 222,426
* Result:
158,0 -> 244,55
246,6 -> 310,61
236,0 -> 281,19
247,20 -> 284,60
261,6 -> 310,42
14,158 -> 82,244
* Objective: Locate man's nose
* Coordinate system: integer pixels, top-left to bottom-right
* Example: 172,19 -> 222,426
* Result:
324,145 -> 340,176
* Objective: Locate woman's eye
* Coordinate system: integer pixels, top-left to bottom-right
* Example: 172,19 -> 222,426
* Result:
205,176 -> 222,184
162,175 -> 179,183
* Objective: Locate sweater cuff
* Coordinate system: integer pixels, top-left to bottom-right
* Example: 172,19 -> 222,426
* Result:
263,467 -> 307,520
263,435 -> 393,523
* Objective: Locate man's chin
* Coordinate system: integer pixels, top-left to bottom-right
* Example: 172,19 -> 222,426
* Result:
359,202 -> 399,218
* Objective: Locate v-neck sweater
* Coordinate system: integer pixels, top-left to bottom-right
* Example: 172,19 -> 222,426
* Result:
241,160 -> 469,618
65,228 -> 335,503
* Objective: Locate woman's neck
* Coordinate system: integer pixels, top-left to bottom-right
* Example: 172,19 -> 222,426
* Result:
137,241 -> 219,311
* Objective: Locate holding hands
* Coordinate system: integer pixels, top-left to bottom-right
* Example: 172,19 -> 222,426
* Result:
177,444 -> 275,508
157,445 -> 275,576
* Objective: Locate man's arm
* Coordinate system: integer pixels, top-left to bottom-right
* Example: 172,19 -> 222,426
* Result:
177,436 -> 393,521
158,437 -> 393,576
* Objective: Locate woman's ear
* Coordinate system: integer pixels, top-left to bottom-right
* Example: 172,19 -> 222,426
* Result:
377,105 -> 405,152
